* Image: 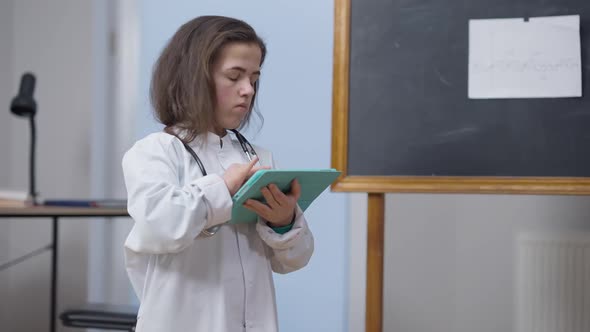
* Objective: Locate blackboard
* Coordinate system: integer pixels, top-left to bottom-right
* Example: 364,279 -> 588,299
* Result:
331,0 -> 590,194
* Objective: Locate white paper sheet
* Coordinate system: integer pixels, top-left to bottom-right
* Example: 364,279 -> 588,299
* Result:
468,15 -> 582,99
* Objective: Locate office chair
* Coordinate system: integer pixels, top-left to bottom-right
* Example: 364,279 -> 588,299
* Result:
60,303 -> 137,331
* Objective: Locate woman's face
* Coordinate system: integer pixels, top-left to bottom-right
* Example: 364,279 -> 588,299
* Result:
211,42 -> 262,135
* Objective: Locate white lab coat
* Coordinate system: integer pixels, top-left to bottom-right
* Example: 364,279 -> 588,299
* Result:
122,131 -> 314,332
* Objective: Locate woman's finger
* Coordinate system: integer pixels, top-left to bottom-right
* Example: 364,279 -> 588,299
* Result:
261,186 -> 280,208
289,179 -> 301,200
241,156 -> 259,176
268,184 -> 287,204
244,199 -> 272,218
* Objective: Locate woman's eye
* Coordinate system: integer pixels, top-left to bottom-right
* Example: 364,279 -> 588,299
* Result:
228,76 -> 238,81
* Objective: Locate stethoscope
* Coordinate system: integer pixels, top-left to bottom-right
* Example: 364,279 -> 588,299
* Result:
182,129 -> 257,236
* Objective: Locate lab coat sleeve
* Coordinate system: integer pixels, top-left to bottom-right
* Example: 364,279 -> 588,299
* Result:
254,150 -> 314,274
256,207 -> 314,274
122,135 -> 232,254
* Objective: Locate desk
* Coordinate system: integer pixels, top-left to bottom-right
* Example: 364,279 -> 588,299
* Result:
0,206 -> 129,332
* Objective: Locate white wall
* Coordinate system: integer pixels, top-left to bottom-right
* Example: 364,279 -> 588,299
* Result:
136,1 -> 349,331
0,0 -> 13,185
0,0 -> 14,327
1,1 -> 106,331
99,0 -> 137,305
349,193 -> 590,332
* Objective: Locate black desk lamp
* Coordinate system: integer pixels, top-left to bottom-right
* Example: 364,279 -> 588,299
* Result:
10,72 -> 38,205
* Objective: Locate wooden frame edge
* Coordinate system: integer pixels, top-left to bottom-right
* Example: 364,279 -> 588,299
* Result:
331,0 -> 351,187
331,175 -> 590,195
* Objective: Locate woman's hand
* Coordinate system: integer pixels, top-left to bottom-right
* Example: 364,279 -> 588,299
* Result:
243,179 -> 301,227
223,157 -> 269,196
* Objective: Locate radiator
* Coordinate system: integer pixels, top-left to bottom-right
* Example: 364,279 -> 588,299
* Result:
516,232 -> 590,332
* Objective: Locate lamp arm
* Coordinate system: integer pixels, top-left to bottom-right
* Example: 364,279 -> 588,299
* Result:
28,115 -> 37,205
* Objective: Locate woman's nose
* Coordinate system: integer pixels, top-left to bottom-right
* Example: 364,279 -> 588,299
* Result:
240,80 -> 255,97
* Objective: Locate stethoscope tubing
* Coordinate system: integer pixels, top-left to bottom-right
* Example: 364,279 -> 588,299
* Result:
182,129 -> 257,236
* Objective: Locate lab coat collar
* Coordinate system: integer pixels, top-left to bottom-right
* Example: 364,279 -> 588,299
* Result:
202,130 -> 233,151
170,127 -> 232,151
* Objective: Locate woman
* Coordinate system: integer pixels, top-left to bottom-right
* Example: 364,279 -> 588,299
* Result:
122,15 -> 314,332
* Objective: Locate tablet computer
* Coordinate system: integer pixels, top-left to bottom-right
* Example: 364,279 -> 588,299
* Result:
229,168 -> 341,224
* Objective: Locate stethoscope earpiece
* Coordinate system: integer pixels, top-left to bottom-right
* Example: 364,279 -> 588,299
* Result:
230,129 -> 257,161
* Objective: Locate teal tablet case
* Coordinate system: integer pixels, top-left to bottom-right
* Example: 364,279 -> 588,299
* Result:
229,168 -> 341,224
